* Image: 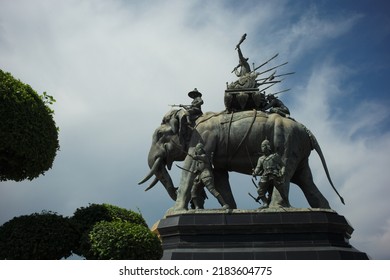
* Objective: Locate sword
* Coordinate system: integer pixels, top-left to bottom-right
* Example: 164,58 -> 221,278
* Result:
251,178 -> 258,189
248,192 -> 261,205
235,33 -> 247,50
245,145 -> 259,190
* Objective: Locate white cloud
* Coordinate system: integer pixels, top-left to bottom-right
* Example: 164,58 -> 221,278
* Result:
290,59 -> 390,259
267,5 -> 364,62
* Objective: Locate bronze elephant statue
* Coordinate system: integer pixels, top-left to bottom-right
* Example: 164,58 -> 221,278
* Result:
139,108 -> 344,211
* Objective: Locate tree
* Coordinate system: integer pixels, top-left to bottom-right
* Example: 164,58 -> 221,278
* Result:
71,203 -> 148,233
89,220 -> 163,260
71,203 -> 161,259
0,211 -> 79,260
0,69 -> 59,181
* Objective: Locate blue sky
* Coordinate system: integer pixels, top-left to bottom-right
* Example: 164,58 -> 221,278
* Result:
1,0 -> 389,259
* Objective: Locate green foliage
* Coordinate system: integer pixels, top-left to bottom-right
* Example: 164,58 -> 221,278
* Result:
0,69 -> 59,181
89,220 -> 163,260
72,203 -> 148,232
40,92 -> 56,115
71,203 -> 150,258
0,211 -> 80,260
0,204 -> 160,260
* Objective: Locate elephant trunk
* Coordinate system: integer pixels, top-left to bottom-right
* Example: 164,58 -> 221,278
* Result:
158,165 -> 177,201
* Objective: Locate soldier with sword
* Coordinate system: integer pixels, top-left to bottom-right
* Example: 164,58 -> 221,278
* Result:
249,139 -> 290,208
176,143 -> 230,210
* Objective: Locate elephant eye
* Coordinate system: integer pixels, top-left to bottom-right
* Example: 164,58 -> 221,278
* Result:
157,131 -> 168,141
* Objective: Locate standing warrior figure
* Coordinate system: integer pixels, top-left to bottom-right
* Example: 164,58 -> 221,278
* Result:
191,143 -> 230,210
229,34 -> 259,89
252,140 -> 290,208
233,43 -> 251,77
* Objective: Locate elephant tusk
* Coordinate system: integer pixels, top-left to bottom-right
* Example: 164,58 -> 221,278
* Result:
138,157 -> 162,185
144,177 -> 159,191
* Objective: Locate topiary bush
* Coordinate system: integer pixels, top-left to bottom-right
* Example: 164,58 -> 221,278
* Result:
0,69 -> 59,181
72,203 -> 148,232
71,203 -> 149,258
0,211 -> 80,260
89,220 -> 162,260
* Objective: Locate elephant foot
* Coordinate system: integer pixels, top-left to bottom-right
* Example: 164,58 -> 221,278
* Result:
172,198 -> 190,212
165,207 -> 176,216
167,206 -> 188,215
221,204 -> 231,210
269,198 -> 291,208
277,202 -> 291,208
258,203 -> 269,209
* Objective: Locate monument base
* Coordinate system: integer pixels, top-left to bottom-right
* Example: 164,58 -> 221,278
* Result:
156,208 -> 369,260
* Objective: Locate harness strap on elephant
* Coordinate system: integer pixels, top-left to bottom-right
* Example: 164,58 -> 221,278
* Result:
226,109 -> 257,169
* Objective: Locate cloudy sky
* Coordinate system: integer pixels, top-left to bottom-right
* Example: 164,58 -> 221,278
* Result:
1,0 -> 389,259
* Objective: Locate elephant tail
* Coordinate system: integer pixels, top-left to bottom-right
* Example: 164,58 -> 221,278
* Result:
304,125 -> 345,205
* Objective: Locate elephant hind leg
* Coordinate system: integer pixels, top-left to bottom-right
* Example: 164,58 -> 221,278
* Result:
292,159 -> 331,209
213,170 -> 237,209
269,181 -> 291,208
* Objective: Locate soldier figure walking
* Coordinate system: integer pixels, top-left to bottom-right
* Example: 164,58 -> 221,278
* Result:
191,143 -> 230,210
252,140 -> 290,208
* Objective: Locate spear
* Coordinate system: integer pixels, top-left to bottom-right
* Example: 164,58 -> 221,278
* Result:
171,140 -> 195,159
255,71 -> 281,87
268,88 -> 291,96
256,80 -> 281,89
256,70 -> 276,81
175,164 -> 197,174
273,72 -> 295,78
258,79 -> 285,92
256,61 -> 288,76
257,71 -> 295,81
252,53 -> 279,72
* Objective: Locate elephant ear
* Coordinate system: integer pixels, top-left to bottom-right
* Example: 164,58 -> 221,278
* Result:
166,109 -> 190,146
169,117 -> 179,134
162,109 -> 190,144
177,110 -> 191,145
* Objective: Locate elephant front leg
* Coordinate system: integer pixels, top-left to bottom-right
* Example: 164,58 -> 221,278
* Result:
172,156 -> 196,211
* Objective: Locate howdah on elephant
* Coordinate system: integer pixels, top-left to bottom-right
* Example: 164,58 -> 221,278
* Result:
139,108 -> 344,211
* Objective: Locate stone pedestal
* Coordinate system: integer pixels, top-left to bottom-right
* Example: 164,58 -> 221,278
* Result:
156,208 -> 369,260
